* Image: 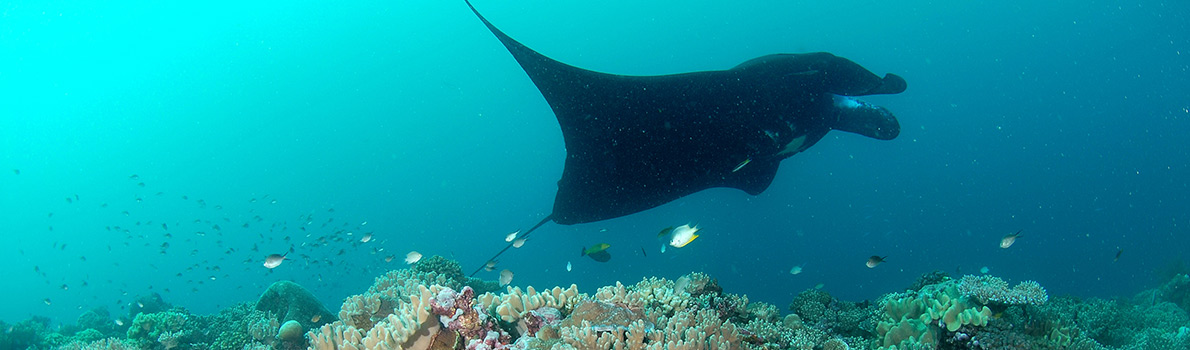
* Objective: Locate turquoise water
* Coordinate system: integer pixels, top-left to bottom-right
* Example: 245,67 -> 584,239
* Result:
2,0 -> 1188,328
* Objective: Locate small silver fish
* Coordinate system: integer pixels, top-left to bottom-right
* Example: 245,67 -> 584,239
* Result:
512,237 -> 527,248
263,250 -> 290,269
499,269 -> 514,286
566,261 -> 572,272
360,232 -> 373,243
1000,230 -> 1023,249
866,255 -> 887,268
405,251 -> 422,264
505,230 -> 520,242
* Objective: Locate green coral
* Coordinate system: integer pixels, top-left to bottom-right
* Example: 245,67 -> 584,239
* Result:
876,279 -> 993,349
0,316 -> 53,349
789,289 -> 833,324
466,276 -> 502,295
75,307 -> 124,338
413,255 -> 465,283
255,280 -> 336,331
205,303 -> 278,350
72,328 -> 105,343
127,310 -> 188,340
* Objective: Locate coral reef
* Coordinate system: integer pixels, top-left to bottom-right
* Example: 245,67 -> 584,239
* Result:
6,262 -> 1190,350
956,275 -> 1049,306
258,279 -> 337,335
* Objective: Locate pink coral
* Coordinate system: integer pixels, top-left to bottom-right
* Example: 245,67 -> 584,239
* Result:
430,286 -> 511,343
466,330 -> 512,350
521,307 -> 562,336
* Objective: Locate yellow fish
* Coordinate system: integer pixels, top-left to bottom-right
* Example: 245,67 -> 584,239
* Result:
668,224 -> 700,248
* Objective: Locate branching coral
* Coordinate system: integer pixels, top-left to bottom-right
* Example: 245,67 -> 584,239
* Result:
311,284 -> 443,350
482,284 -> 581,323
956,275 -> 1048,306
308,322 -> 365,350
55,337 -> 139,350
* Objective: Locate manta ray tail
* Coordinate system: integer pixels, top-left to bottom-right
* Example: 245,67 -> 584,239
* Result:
468,214 -> 554,277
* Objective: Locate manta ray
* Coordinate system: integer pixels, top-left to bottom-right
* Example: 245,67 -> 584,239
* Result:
463,1 -> 906,273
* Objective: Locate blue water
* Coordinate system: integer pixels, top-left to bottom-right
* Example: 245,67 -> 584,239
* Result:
2,0 -> 1188,326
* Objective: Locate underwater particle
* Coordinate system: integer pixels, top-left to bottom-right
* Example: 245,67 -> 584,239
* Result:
566,261 -> 572,272
866,255 -> 887,268
360,232 -> 373,243
66,197 -> 73,204
790,264 -> 804,275
405,251 -> 422,264
1000,229 -> 1022,248
668,224 -> 701,248
61,284 -> 68,291
512,237 -> 527,248
499,269 -> 514,286
581,243 -> 612,262
980,266 -> 989,274
505,230 -> 520,242
12,169 -> 18,175
270,199 -> 277,204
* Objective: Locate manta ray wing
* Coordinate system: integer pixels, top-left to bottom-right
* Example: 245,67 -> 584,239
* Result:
465,0 -> 905,225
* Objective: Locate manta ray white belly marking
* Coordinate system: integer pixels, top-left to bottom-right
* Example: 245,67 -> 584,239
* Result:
777,135 -> 807,156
